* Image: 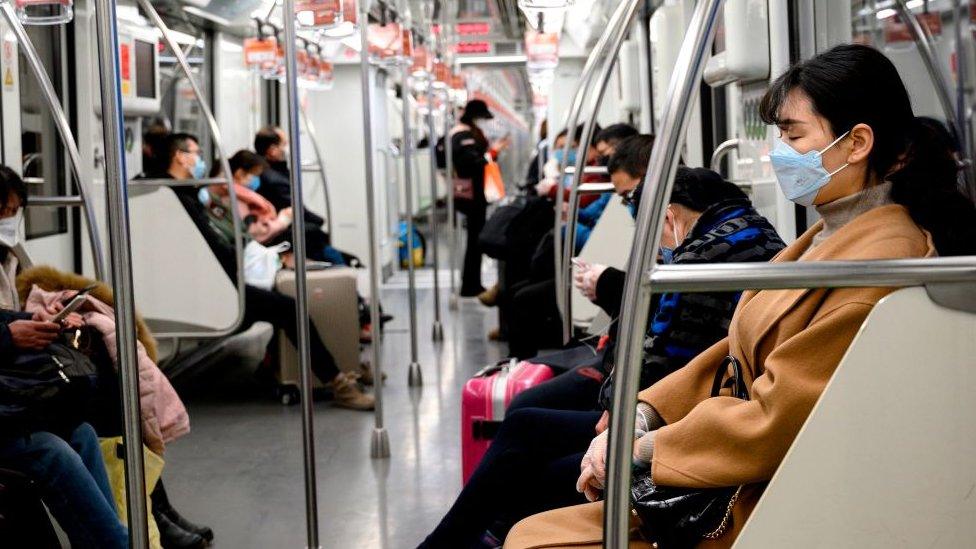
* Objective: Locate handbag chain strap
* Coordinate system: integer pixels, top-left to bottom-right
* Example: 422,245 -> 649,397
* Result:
702,485 -> 743,540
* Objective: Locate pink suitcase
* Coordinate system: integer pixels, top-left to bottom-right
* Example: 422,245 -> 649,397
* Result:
461,359 -> 555,484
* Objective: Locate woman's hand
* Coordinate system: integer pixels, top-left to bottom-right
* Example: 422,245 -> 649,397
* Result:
573,260 -> 607,302
33,297 -> 84,330
535,180 -> 556,197
594,410 -> 610,434
577,430 -> 610,502
9,320 -> 60,350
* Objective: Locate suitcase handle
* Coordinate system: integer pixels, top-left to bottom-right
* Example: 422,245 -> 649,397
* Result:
473,357 -> 519,378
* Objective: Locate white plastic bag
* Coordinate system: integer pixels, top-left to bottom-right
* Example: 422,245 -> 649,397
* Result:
244,240 -> 290,291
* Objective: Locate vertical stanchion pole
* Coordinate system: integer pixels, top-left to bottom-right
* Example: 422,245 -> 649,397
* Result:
360,0 -> 391,459
442,6 -> 459,311
402,62 -> 424,386
603,0 -> 723,546
91,1 -> 148,547
282,2 -> 320,546
427,82 -> 445,340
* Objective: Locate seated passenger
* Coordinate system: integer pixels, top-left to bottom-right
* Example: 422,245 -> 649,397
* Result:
161,133 -> 375,410
203,150 -> 294,244
505,44 -> 976,549
418,162 -> 784,548
0,174 -> 128,548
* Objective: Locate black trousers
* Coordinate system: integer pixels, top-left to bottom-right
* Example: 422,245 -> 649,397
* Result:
418,407 -> 600,548
506,278 -> 562,359
243,285 -> 339,384
460,203 -> 487,295
507,364 -> 606,414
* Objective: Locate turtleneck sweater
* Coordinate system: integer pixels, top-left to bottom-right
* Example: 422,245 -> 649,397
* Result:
810,181 -> 895,249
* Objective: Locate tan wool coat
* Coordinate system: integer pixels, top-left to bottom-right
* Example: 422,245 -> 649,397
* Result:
505,204 -> 935,549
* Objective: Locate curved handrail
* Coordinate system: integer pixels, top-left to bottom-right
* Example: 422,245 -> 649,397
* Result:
552,0 -> 634,326
603,0 -> 725,546
893,0 -> 976,198
562,0 -> 644,343
137,0 -> 246,340
709,137 -> 740,175
0,3 -> 107,281
299,98 -> 335,237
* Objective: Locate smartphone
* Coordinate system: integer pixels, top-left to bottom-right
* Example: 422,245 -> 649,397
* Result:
52,286 -> 96,323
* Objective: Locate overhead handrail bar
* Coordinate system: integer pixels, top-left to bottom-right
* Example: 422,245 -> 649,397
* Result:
552,0 -> 635,327
360,0 -> 391,460
604,0 -> 724,546
92,0 -> 150,546
281,2 -> 321,545
578,182 -> 616,195
0,3 -> 106,281
136,0 -> 246,340
299,97 -> 335,237
562,0 -> 644,343
426,82 -> 444,340
709,138 -> 740,175
893,0 -> 976,199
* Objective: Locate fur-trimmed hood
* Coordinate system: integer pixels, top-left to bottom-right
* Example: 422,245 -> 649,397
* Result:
16,266 -> 159,363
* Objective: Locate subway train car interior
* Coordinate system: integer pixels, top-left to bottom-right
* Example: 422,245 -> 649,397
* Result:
1,0 -> 975,547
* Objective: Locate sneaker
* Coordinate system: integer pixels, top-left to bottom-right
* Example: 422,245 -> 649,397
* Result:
477,284 -> 500,307
329,372 -> 376,410
357,361 -> 387,386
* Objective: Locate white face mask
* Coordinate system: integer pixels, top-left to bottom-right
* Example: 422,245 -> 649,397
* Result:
0,210 -> 23,248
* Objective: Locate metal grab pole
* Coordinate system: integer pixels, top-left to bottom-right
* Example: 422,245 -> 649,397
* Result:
562,0 -> 643,343
893,0 -> 976,198
282,2 -> 321,546
360,0 -> 391,460
553,0 -> 634,329
427,84 -> 444,340
603,0 -> 724,547
0,3 -> 106,281
402,65 -> 424,386
444,88 -> 459,310
92,1 -> 148,547
300,99 -> 335,237
137,0 -> 246,337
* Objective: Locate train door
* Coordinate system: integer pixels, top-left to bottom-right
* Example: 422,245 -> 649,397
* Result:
0,21 -> 76,271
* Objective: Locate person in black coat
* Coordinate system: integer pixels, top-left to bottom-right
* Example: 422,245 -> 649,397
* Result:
450,99 -> 510,296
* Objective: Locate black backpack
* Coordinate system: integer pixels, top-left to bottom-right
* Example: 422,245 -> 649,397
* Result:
0,468 -> 60,548
479,195 -> 554,261
0,343 -> 99,437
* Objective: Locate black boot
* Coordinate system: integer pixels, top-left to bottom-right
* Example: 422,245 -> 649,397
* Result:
155,510 -> 208,549
151,481 -> 214,542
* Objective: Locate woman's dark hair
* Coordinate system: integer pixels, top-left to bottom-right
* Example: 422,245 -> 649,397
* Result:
0,165 -> 27,209
229,150 -> 268,175
670,167 -> 748,212
760,43 -> 976,256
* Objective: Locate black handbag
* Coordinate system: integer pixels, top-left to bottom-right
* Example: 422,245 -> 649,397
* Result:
630,356 -> 749,548
0,343 -> 99,436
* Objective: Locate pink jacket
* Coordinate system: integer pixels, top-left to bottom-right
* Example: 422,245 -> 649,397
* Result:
24,285 -> 189,454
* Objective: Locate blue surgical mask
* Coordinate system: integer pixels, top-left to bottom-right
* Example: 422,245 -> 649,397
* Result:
553,149 -> 578,167
659,247 -> 675,264
192,156 -> 208,180
769,131 -> 850,206
246,174 -> 261,191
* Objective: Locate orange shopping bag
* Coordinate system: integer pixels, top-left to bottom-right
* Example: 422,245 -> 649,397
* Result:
484,160 -> 506,203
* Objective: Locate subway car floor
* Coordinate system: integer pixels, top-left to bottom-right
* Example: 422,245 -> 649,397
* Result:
163,260 -> 505,548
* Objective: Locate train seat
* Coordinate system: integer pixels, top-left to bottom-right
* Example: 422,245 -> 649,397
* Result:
735,286 -> 976,547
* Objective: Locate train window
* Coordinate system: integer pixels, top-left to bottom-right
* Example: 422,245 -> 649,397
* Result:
19,24 -> 67,239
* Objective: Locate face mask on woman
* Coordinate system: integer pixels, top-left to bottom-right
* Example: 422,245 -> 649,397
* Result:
553,149 -> 578,167
0,210 -> 23,248
769,131 -> 850,206
659,210 -> 682,264
246,174 -> 261,191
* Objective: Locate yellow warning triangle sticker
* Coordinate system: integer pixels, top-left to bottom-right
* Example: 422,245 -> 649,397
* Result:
3,69 -> 12,87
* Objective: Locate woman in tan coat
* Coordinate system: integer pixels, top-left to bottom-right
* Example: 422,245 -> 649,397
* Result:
505,44 -> 976,549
